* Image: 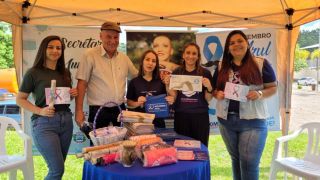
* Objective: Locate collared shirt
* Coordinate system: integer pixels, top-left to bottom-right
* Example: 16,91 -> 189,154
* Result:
76,45 -> 138,106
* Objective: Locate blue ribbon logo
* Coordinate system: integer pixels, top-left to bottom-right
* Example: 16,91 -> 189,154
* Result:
202,36 -> 223,67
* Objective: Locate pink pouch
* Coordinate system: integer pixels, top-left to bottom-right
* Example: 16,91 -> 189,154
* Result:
141,143 -> 177,167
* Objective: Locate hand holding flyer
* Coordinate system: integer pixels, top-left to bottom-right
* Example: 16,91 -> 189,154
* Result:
45,87 -> 71,105
169,75 -> 202,92
224,82 -> 249,102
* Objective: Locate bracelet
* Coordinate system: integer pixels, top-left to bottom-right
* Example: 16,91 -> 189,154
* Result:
206,89 -> 213,93
257,90 -> 263,99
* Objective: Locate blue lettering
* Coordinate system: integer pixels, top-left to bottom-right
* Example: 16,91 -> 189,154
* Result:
249,40 -> 271,56
209,121 -> 219,128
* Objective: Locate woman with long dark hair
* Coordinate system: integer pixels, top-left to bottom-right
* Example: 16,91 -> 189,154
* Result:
17,35 -> 78,180
212,30 -> 277,180
126,50 -> 174,128
165,42 -> 213,146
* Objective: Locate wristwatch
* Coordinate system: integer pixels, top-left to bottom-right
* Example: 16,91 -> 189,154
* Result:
257,90 -> 263,98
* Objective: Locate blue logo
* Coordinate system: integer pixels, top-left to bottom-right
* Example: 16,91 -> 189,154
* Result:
73,132 -> 86,143
203,36 -> 223,67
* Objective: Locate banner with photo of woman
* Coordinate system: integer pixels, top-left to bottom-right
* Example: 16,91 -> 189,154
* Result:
127,32 -> 195,78
126,31 -> 196,127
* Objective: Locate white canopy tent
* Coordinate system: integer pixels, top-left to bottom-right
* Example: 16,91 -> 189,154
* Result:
0,0 -> 319,135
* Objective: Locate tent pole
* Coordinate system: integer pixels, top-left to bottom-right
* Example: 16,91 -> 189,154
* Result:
317,29 -> 319,92
284,10 -> 295,171
26,0 -> 37,18
284,8 -> 294,136
293,8 -> 319,25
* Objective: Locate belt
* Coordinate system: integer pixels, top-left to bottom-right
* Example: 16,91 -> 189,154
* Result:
90,103 -> 125,110
228,111 -> 239,115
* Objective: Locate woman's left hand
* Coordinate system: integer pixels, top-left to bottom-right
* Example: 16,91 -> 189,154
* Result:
69,88 -> 78,97
202,77 -> 212,92
165,95 -> 175,105
246,90 -> 260,100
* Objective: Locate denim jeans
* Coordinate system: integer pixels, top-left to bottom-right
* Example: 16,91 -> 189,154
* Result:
218,114 -> 267,180
32,111 -> 73,180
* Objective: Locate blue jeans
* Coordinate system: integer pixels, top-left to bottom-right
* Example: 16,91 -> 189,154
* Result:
218,114 -> 267,180
32,111 -> 73,180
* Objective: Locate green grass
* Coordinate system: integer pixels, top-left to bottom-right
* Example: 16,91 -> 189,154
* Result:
1,130 -> 308,180
209,131 -> 308,180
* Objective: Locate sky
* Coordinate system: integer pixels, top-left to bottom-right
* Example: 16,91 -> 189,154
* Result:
299,19 -> 320,31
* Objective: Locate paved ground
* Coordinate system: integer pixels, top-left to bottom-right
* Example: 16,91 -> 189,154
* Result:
289,83 -> 320,131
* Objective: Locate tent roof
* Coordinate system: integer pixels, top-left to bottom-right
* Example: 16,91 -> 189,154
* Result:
0,0 -> 319,28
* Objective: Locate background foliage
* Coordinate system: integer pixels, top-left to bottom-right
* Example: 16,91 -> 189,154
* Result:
0,22 -> 13,69
294,44 -> 310,72
297,29 -> 319,49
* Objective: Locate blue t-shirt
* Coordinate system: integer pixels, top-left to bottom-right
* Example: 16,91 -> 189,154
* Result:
126,76 -> 166,112
173,67 -> 213,113
212,59 -> 276,113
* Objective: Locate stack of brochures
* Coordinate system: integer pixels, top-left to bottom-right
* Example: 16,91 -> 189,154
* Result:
173,140 -> 209,161
118,110 -> 155,123
124,122 -> 154,136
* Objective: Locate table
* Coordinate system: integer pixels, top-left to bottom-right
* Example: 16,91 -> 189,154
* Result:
82,129 -> 210,180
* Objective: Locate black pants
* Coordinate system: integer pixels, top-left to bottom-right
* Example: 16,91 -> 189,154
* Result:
174,112 -> 210,146
88,103 -> 125,129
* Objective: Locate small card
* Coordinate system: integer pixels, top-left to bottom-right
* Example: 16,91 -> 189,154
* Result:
45,87 -> 71,105
169,75 -> 202,92
177,150 -> 195,160
177,150 -> 209,161
194,151 -> 209,161
224,82 -> 249,102
173,140 -> 201,149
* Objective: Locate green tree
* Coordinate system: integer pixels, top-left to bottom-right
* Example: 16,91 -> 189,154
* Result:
294,44 -> 309,72
297,29 -> 319,50
0,22 -> 13,69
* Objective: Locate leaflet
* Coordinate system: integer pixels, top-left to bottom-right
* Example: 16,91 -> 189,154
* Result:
45,87 -> 70,105
177,150 -> 209,161
169,75 -> 202,92
224,82 -> 249,102
173,140 -> 201,149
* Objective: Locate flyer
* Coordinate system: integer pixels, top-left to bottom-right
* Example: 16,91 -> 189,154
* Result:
169,75 -> 202,92
45,87 -> 71,105
224,82 -> 249,102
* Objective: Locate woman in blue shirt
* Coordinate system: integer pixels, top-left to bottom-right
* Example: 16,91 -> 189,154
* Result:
212,30 -> 277,180
165,43 -> 213,146
126,50 -> 174,128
